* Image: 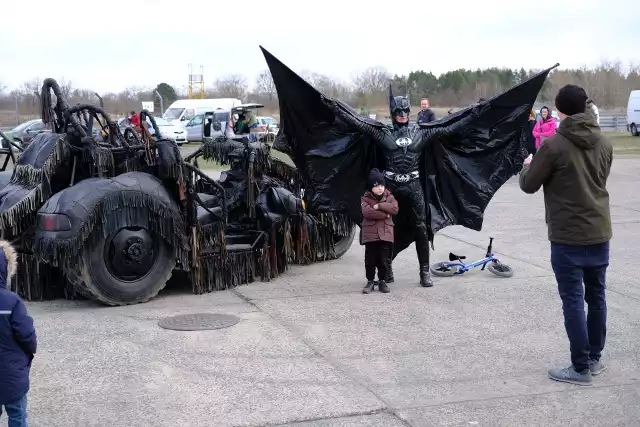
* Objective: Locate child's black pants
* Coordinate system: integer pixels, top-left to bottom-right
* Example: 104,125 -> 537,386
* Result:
364,241 -> 392,281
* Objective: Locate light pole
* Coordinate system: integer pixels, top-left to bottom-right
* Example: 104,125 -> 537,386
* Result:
94,92 -> 104,109
153,89 -> 164,115
14,94 -> 19,126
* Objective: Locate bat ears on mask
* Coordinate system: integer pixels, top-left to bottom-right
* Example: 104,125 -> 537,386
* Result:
388,84 -> 411,110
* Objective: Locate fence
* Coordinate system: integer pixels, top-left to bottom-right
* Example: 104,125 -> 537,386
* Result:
599,114 -> 628,132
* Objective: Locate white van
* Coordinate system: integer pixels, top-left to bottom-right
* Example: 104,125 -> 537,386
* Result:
627,90 -> 640,136
163,98 -> 242,125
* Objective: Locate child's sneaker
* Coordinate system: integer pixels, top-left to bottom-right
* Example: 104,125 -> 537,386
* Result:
362,281 -> 375,294
378,280 -> 390,293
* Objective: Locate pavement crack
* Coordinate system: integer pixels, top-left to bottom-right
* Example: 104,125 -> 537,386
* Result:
254,408 -> 388,426
391,379 -> 640,412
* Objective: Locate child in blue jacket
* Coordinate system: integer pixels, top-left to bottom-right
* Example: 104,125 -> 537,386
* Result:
0,240 -> 37,426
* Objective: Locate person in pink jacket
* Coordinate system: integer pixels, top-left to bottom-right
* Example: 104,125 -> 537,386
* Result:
532,106 -> 558,148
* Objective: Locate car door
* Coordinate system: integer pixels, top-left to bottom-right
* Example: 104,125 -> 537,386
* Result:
24,120 -> 47,143
185,115 -> 204,141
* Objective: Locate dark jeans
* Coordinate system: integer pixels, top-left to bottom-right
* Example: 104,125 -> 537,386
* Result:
364,241 -> 392,281
1,394 -> 28,427
551,241 -> 609,372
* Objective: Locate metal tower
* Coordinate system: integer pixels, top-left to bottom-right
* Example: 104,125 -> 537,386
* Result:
188,64 -> 205,99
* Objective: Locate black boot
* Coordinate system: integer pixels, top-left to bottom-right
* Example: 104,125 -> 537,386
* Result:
378,280 -> 390,293
420,265 -> 433,287
362,280 -> 375,294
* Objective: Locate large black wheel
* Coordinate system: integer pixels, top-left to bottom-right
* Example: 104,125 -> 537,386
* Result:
317,226 -> 356,260
67,226 -> 175,306
631,123 -> 639,137
333,226 -> 356,259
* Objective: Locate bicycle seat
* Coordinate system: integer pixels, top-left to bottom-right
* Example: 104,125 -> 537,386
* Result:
449,252 -> 466,261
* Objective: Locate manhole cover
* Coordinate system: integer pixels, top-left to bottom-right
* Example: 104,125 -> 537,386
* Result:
158,313 -> 240,331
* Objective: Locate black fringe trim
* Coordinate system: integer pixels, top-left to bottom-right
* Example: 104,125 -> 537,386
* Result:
12,252 -> 77,301
197,221 -> 225,250
189,211 -> 354,293
0,137 -> 70,236
34,190 -> 189,271
190,250 -> 257,293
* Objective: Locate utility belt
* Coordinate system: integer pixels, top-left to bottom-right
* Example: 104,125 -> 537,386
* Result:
383,170 -> 420,183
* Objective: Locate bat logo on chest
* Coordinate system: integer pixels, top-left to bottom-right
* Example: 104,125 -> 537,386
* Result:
395,137 -> 412,148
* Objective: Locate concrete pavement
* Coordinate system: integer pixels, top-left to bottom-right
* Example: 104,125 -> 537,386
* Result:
22,157 -> 640,426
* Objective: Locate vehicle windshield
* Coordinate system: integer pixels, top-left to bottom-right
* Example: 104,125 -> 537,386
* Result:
12,120 -> 38,132
151,117 -> 168,126
163,108 -> 184,120
262,117 -> 277,125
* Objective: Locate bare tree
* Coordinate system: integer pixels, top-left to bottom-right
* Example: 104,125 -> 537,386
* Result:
215,74 -> 248,99
352,66 -> 391,107
353,67 -> 391,94
57,77 -> 74,99
254,70 -> 276,101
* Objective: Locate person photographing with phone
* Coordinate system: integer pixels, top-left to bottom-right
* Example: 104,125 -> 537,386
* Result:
519,84 -> 613,386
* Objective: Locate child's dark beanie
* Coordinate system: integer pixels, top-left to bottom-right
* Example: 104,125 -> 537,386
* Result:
368,168 -> 385,188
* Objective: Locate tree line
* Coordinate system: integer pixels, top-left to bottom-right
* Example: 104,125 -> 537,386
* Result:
1,59 -> 638,122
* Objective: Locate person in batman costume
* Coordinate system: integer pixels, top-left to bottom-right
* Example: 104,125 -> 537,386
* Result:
259,46 -> 557,287
375,89 -> 487,286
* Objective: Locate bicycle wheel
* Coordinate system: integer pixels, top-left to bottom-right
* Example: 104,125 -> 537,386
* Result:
487,261 -> 514,278
430,262 -> 459,277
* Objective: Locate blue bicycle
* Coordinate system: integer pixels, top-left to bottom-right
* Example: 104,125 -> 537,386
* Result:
430,237 -> 514,278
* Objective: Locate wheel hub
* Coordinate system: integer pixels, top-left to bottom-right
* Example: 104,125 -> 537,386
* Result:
105,227 -> 158,282
124,238 -> 146,263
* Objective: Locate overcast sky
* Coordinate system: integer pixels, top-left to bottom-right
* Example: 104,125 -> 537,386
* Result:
1,0 -> 637,94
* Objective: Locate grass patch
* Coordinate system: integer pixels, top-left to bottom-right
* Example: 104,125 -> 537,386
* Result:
604,132 -> 640,154
181,144 -> 295,171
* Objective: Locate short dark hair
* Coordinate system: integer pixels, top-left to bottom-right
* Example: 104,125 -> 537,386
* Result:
555,85 -> 588,116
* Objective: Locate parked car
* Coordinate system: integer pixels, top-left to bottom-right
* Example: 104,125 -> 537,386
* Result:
627,90 -> 640,136
118,116 -> 188,145
9,119 -> 52,149
0,131 -> 21,153
256,116 -> 279,134
184,103 -> 265,142
184,110 -> 230,142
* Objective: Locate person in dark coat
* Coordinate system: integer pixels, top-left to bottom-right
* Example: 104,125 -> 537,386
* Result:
526,108 -> 537,156
417,98 -> 436,124
360,168 -> 399,294
0,240 -> 37,426
520,84 -> 613,386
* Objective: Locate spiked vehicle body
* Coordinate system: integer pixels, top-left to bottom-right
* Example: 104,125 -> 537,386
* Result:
0,79 -> 356,306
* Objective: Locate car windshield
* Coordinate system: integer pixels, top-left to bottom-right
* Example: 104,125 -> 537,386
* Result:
163,108 -> 184,120
12,120 -> 38,132
262,117 -> 277,125
151,117 -> 168,126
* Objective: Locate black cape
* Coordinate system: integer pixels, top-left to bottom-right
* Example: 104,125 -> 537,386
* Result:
261,46 -> 557,254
